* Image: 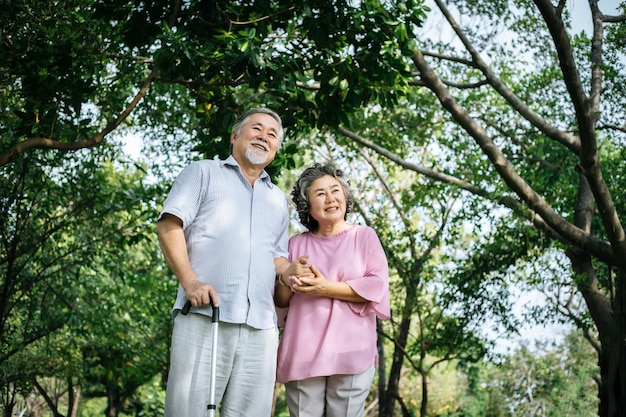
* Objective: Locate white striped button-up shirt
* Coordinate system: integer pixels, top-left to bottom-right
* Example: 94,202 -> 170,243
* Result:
159,156 -> 289,329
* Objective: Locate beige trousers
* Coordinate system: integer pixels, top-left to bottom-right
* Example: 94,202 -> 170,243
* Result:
164,313 -> 278,417
284,364 -> 375,417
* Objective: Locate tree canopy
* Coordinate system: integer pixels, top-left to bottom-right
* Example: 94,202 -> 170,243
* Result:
1,1 -> 625,416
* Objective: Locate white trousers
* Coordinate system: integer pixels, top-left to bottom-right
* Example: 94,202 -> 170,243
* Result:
284,364 -> 375,417
164,312 -> 278,417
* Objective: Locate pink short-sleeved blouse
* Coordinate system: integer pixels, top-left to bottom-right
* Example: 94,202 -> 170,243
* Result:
276,224 -> 390,383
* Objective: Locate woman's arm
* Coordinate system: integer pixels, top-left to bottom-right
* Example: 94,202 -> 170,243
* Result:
290,265 -> 368,303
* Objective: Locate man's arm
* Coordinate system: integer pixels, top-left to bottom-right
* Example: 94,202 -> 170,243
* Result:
156,213 -> 218,307
274,257 -> 293,308
273,255 -> 315,308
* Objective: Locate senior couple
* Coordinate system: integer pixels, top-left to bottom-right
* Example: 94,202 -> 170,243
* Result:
156,108 -> 390,417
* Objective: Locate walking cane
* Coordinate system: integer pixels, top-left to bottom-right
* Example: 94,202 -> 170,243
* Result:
181,300 -> 220,417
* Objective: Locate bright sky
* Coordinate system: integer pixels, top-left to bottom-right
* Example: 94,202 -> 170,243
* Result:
571,0 -> 622,32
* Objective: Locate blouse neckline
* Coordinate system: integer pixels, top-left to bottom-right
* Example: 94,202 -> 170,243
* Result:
308,224 -> 357,240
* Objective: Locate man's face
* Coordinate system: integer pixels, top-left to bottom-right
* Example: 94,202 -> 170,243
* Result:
231,113 -> 281,168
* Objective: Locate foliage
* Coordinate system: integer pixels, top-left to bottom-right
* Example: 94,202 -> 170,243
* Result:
2,0 -> 626,416
0,143 -> 173,416
471,330 -> 599,416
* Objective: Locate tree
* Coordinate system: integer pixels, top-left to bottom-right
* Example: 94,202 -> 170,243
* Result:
0,143 -> 172,416
474,330 -> 599,415
333,106 -> 495,417
2,0 -> 421,414
3,0 -> 625,415
388,1 -> 626,415
2,1 -> 423,412
302,1 -> 626,414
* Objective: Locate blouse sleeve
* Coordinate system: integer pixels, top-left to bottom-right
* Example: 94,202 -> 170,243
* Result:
344,227 -> 391,320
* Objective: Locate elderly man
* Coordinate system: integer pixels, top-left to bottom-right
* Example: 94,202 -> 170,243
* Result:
157,108 -> 290,417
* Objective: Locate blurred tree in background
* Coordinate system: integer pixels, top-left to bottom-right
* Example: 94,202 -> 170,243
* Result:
1,0 -> 625,416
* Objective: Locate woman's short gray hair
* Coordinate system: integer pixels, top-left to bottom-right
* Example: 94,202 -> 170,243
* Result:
291,162 -> 354,232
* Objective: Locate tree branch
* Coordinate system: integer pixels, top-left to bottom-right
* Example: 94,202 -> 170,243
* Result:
410,46 -> 620,265
534,0 -> 626,261
599,123 -> 626,134
0,66 -> 158,167
433,0 -> 581,154
409,78 -> 489,89
421,50 -> 476,67
338,125 -> 583,250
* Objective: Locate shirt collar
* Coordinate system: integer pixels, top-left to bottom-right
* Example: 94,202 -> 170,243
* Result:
222,155 -> 273,187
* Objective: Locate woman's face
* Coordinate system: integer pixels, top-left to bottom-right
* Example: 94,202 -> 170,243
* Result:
307,175 -> 346,226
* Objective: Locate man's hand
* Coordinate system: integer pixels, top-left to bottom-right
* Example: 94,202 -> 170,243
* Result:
185,280 -> 219,307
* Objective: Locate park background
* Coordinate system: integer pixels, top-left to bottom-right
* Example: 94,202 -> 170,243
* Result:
1,0 -> 625,416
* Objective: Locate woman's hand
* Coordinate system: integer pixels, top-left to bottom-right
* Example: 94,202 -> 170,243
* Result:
291,264 -> 330,295
275,255 -> 313,307
291,264 -> 367,303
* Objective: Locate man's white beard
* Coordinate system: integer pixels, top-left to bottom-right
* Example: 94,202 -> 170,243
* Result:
245,146 -> 269,165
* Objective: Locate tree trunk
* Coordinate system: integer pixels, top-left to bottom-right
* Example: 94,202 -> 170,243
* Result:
376,318 -> 386,408
380,310 -> 412,417
588,268 -> 626,417
567,175 -> 626,417
597,269 -> 626,417
420,371 -> 428,417
105,391 -> 118,417
69,382 -> 80,417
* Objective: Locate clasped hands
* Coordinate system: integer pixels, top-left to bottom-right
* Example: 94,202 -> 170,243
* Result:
282,255 -> 331,296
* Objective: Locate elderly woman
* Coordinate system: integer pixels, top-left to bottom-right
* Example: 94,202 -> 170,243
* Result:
275,162 -> 390,417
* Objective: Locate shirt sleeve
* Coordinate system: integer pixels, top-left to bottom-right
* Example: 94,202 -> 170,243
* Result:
158,162 -> 206,229
274,193 -> 290,260
344,227 -> 391,320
